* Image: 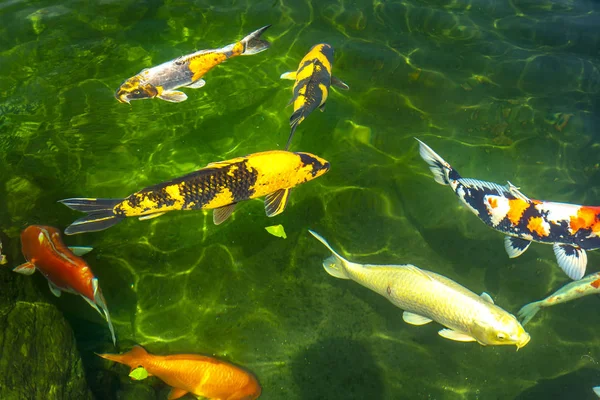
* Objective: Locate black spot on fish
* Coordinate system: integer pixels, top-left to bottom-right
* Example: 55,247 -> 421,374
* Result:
226,160 -> 259,202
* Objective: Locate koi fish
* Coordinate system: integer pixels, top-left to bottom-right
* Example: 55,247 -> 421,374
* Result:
13,225 -> 116,345
517,272 -> 600,326
309,230 -> 530,349
115,25 -> 271,104
98,345 -> 261,400
280,43 -> 349,149
60,150 -> 330,234
417,138 -> 600,281
594,387 -> 600,398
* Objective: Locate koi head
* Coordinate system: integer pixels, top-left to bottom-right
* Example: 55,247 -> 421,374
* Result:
296,152 -> 330,181
115,76 -> 158,104
472,312 -> 530,350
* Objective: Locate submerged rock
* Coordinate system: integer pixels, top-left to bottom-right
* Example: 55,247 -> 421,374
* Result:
0,267 -> 93,400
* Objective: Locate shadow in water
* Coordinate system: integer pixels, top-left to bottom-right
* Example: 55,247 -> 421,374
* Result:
292,337 -> 384,400
515,367 -> 600,400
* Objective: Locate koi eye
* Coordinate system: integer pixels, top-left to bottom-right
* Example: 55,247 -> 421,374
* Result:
497,333 -> 506,340
133,89 -> 142,95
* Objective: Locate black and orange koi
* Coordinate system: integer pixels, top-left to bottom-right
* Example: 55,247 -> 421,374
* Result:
417,139 -> 600,280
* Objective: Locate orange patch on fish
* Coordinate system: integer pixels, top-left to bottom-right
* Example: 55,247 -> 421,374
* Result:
570,206 -> 600,234
591,279 -> 600,289
487,197 -> 498,209
507,199 -> 530,225
527,217 -> 549,237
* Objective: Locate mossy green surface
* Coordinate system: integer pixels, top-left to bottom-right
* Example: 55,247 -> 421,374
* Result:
2,0 -> 600,399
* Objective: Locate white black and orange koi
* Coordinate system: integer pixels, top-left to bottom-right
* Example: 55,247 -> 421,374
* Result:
417,139 -> 600,280
115,25 -> 271,104
59,150 -> 330,234
280,43 -> 349,150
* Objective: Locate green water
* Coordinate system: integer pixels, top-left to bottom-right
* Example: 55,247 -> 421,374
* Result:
2,0 -> 600,399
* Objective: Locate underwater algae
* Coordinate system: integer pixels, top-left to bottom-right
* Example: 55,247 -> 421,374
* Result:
1,0 -> 600,399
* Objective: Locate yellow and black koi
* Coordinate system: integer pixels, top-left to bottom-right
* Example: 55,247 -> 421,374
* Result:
115,25 -> 271,104
59,150 -> 330,234
280,43 -> 349,150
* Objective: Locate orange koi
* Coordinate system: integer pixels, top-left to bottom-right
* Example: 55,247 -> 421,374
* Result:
13,225 -> 116,344
98,345 -> 261,400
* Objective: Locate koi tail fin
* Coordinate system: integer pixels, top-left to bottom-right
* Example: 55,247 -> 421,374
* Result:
415,138 -> 460,185
308,230 -> 352,280
97,345 -> 149,369
285,108 -> 305,150
593,387 -> 600,398
59,198 -> 125,235
240,24 -> 271,55
517,300 -> 544,326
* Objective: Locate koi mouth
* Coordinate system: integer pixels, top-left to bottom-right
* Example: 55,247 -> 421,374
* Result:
515,333 -> 531,351
116,94 -> 130,104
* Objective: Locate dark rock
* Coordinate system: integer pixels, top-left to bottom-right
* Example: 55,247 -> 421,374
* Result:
0,266 -> 94,400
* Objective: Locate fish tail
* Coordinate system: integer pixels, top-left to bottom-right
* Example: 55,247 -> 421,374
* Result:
285,108 -> 305,150
95,289 -> 117,346
97,345 -> 148,369
593,387 -> 600,398
308,230 -> 351,280
517,300 -> 544,326
415,138 -> 460,185
59,198 -> 125,235
240,24 -> 271,55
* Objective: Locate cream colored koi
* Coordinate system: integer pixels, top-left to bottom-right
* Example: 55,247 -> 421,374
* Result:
309,230 -> 530,349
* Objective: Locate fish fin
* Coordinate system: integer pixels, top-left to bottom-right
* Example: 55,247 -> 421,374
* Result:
308,230 -> 352,280
285,109 -> 305,150
167,388 -> 189,400
553,243 -> 587,280
415,138 -> 457,186
506,181 -> 530,201
213,204 -> 236,225
319,103 -> 326,112
402,311 -> 433,325
280,71 -> 297,80
68,246 -> 94,256
517,300 -> 543,326
331,76 -> 350,90
48,281 -> 62,297
59,198 -> 124,235
593,387 -> 600,398
158,90 -> 188,103
13,262 -> 36,275
438,329 -> 477,342
480,292 -> 494,304
504,236 -> 531,258
138,212 -> 166,221
93,280 -> 117,346
240,24 -> 271,55
264,189 -> 291,217
186,79 -> 206,89
83,293 -> 103,318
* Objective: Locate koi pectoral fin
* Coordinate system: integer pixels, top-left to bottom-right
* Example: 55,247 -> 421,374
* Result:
402,311 -> 433,325
13,262 -> 36,275
167,387 -> 189,400
553,243 -> 587,280
504,236 -> 531,258
138,212 -> 166,221
48,281 -> 62,297
331,75 -> 350,90
68,246 -> 94,256
280,71 -> 297,80
438,329 -> 476,342
158,91 -> 188,103
265,188 -> 291,217
186,79 -> 206,89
